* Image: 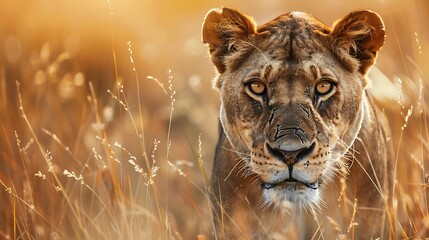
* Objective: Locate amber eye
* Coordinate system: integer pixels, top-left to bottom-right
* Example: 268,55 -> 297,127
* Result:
248,81 -> 266,95
248,81 -> 265,95
315,80 -> 334,95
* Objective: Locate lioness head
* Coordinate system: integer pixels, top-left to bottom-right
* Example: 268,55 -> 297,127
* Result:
202,8 -> 385,210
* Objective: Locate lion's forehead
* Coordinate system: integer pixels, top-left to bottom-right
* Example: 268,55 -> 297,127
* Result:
265,58 -> 335,80
256,12 -> 331,62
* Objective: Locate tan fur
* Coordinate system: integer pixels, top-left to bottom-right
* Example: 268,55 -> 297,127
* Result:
203,8 -> 392,239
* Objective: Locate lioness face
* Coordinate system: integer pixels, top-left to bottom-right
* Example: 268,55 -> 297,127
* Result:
203,9 -> 385,210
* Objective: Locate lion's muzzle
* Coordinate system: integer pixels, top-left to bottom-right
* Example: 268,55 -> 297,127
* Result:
265,103 -> 317,164
251,102 -> 328,196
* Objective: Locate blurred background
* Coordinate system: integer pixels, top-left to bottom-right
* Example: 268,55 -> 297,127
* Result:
0,0 -> 428,239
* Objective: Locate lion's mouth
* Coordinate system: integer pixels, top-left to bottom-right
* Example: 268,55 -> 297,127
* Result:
262,178 -> 320,190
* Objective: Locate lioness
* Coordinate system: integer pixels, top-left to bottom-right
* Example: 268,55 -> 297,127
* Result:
202,7 -> 392,239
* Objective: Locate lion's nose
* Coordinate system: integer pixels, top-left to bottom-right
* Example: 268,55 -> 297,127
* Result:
267,136 -> 316,167
271,127 -> 312,150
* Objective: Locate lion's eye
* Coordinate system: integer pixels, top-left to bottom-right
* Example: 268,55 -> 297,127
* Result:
315,80 -> 334,95
248,81 -> 266,95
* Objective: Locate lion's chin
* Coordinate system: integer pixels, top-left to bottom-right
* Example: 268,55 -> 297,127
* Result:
261,180 -> 321,211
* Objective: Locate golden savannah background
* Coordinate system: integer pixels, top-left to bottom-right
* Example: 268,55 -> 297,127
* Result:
0,0 -> 428,239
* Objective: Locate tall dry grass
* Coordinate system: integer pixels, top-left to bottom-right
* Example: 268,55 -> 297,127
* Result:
0,0 -> 428,239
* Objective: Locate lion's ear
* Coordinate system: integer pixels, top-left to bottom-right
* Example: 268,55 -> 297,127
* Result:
331,10 -> 385,75
202,7 -> 256,73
